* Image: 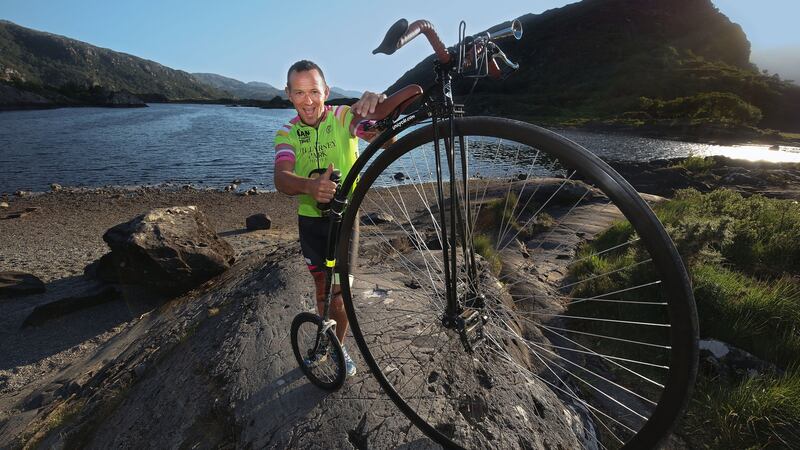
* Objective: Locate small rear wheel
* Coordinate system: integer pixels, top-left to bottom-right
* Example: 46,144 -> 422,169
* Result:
290,311 -> 346,391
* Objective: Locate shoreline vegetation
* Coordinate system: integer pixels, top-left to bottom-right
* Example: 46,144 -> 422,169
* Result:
2,84 -> 799,147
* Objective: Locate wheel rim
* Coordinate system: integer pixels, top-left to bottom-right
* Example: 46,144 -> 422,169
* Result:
340,117 -> 698,449
292,313 -> 346,390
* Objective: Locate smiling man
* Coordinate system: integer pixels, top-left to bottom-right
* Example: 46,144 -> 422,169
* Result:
273,60 -> 384,377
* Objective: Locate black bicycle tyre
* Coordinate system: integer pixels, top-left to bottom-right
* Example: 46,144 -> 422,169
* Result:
290,311 -> 347,391
338,116 -> 699,449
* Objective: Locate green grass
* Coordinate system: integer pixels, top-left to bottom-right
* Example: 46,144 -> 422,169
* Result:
682,368 -> 800,449
566,189 -> 800,448
673,154 -> 716,173
693,263 -> 800,367
473,233 -> 502,276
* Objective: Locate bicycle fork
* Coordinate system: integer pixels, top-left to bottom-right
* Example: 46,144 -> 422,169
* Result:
432,69 -> 487,352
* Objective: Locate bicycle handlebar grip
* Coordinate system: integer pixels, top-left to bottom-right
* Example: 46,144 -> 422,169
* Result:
373,19 -> 451,64
401,20 -> 451,64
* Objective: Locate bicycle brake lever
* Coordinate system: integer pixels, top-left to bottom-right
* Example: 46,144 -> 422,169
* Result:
492,47 -> 519,70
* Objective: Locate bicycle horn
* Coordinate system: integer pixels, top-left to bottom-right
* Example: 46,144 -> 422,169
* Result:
373,19 -> 409,55
488,19 -> 523,41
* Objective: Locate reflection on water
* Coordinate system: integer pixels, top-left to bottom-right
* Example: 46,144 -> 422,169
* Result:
0,104 -> 797,193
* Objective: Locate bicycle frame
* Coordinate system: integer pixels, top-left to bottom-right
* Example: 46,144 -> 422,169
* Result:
321,62 -> 483,341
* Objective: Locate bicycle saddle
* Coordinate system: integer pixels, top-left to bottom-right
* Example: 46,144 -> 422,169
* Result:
358,84 -> 423,121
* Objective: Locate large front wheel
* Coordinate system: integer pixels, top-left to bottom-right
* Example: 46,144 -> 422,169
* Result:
338,117 -> 698,449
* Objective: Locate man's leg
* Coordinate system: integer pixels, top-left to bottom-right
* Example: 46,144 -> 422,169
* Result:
311,270 -> 348,343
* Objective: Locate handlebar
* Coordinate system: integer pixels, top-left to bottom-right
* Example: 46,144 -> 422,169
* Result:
373,18 -> 523,73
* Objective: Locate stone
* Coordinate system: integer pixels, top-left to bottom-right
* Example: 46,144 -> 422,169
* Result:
0,271 -> 46,298
14,190 -> 28,197
393,172 -> 407,181
246,186 -> 259,196
361,212 -> 395,225
90,206 -> 235,293
50,183 -> 62,192
0,202 -> 8,208
23,286 -> 120,327
245,214 -> 272,231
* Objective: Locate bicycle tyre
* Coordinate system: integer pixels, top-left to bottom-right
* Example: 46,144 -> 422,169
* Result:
338,117 -> 698,449
290,311 -> 347,391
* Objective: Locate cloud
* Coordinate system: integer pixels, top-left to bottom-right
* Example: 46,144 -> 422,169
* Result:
751,46 -> 800,85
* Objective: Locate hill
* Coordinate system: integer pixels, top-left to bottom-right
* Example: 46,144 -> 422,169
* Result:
385,0 -> 800,135
191,73 -> 284,100
192,73 -> 360,101
0,20 -> 222,107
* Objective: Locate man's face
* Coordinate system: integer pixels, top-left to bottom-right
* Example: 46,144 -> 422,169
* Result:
286,69 -> 330,126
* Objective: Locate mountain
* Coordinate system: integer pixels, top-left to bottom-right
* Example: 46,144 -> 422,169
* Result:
330,86 -> 362,98
0,20 -> 222,106
385,0 -> 800,133
191,73 -> 359,101
191,73 -> 284,100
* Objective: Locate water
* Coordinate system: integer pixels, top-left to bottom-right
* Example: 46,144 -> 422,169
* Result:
1,104 -> 798,193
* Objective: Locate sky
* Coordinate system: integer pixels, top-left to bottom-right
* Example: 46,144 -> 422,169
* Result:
2,0 -> 799,92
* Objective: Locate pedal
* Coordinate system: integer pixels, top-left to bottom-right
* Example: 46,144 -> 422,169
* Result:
459,308 -> 488,352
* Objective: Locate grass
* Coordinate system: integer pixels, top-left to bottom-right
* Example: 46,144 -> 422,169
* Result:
693,263 -> 800,367
681,368 -> 800,449
672,154 -> 715,173
473,233 -> 502,276
566,188 -> 800,447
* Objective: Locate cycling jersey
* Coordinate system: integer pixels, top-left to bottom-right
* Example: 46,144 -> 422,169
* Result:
274,104 -> 371,217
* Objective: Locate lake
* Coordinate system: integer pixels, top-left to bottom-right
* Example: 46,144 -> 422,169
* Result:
1,103 -> 798,194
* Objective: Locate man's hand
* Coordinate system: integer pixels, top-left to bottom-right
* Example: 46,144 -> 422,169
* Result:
352,91 -> 387,117
309,163 -> 337,203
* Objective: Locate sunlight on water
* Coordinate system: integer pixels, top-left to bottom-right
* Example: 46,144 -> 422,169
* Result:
699,144 -> 800,163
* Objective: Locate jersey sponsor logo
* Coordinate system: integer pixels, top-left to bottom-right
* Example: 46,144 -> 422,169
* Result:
326,125 -> 332,134
297,129 -> 311,144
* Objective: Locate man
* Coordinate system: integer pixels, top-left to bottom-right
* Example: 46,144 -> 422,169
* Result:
274,60 -> 385,376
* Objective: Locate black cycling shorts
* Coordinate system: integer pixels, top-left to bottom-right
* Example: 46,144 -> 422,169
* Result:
298,215 -> 359,276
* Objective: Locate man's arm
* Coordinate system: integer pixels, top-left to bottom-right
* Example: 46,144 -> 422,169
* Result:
350,91 -> 396,147
275,160 -> 337,203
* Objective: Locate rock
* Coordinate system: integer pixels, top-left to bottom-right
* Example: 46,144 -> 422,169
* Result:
245,186 -> 259,196
361,212 -> 395,225
0,201 -> 8,208
50,183 -> 62,192
14,190 -> 29,197
0,271 -> 46,298
699,339 -> 777,379
91,206 -> 235,293
23,286 -> 120,327
722,171 -> 766,186
245,214 -> 272,231
133,363 -> 147,378
224,184 -> 237,192
393,172 -> 407,181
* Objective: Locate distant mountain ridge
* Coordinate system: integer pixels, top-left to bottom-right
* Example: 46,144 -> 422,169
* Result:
0,20 -> 221,102
386,0 -> 800,133
191,73 -> 361,101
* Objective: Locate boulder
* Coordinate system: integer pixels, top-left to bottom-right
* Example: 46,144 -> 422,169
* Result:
0,271 -> 46,298
361,212 -> 395,225
245,213 -> 271,231
91,206 -> 235,293
699,339 -> 777,379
